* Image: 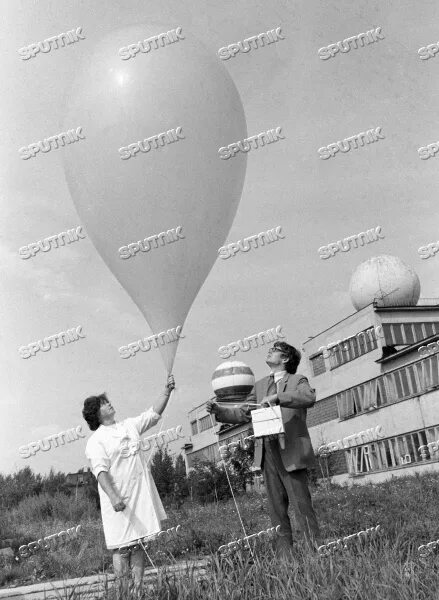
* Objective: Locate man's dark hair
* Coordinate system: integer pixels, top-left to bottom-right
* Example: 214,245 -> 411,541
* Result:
273,341 -> 301,374
82,393 -> 108,431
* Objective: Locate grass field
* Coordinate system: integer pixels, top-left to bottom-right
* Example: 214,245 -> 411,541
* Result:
1,471 -> 439,599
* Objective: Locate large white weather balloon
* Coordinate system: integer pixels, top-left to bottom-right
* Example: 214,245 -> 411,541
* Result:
61,24 -> 247,372
349,255 -> 420,310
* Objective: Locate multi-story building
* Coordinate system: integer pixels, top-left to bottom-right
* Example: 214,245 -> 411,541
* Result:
183,298 -> 439,487
305,298 -> 439,484
183,401 -> 253,473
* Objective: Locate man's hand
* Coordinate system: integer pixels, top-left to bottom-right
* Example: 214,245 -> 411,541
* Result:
166,374 -> 175,393
261,394 -> 278,407
206,399 -> 218,415
111,497 -> 126,512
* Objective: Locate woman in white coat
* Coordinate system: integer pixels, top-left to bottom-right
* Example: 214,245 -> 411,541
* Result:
83,374 -> 175,595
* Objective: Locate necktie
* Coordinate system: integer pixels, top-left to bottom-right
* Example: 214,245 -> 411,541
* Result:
267,374 -> 277,395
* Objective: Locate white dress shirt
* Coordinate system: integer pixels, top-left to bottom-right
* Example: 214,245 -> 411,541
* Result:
269,370 -> 287,391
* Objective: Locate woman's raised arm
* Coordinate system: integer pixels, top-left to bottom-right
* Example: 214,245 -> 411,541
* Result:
153,374 -> 175,415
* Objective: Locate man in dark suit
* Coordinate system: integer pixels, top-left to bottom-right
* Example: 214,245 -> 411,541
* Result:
206,341 -> 320,558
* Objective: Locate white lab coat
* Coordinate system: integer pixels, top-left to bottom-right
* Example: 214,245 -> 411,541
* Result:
85,407 -> 167,549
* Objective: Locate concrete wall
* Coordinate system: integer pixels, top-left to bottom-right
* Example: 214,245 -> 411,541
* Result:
188,425 -> 216,453
302,305 -> 385,399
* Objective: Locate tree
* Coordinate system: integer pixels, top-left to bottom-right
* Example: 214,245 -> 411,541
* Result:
187,458 -> 232,504
151,446 -> 175,498
0,467 -> 43,510
223,438 -> 255,493
172,454 -> 188,506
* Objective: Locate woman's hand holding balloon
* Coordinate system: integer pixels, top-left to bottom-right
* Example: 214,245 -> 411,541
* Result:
154,375 -> 175,415
165,374 -> 175,394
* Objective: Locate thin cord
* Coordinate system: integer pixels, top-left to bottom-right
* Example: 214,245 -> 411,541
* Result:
138,538 -> 157,570
144,372 -> 175,469
209,382 -> 285,555
208,411 -> 254,558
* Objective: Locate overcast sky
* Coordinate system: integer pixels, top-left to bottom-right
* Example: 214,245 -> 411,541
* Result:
1,0 -> 438,476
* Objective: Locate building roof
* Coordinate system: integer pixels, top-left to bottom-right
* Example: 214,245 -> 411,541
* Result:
65,469 -> 93,486
304,299 -> 439,343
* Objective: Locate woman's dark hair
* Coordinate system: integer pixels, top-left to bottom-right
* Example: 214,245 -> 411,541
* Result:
273,341 -> 301,374
82,393 -> 108,431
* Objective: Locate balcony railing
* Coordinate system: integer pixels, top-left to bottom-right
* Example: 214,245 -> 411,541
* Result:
373,297 -> 439,307
337,352 -> 439,419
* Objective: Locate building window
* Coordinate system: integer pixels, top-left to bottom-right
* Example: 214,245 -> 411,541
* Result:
346,425 -> 439,475
329,327 -> 377,370
188,444 -> 218,466
382,322 -> 439,347
199,415 -> 213,432
310,353 -> 326,376
338,352 -> 439,419
413,322 -> 425,341
191,420 -> 198,436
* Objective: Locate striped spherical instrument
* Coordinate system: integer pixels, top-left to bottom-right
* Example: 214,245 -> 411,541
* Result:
211,361 -> 255,401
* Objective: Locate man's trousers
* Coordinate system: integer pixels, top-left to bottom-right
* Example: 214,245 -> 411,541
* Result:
262,437 -> 320,552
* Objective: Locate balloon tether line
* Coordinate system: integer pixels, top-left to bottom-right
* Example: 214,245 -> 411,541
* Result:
208,411 -> 254,559
138,538 -> 157,570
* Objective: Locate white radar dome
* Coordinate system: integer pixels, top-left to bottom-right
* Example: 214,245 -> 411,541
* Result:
349,255 -> 420,310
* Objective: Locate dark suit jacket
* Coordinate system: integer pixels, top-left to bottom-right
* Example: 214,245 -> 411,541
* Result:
214,372 -> 317,472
